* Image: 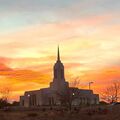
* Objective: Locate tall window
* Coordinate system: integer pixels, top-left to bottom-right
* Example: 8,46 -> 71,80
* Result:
61,69 -> 64,78
54,69 -> 57,78
33,94 -> 36,106
22,100 -> 24,106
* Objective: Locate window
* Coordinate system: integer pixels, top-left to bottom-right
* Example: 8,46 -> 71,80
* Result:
61,69 -> 64,78
54,69 -> 57,78
22,100 -> 24,106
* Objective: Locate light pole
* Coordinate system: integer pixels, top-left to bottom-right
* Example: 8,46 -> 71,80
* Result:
89,82 -> 94,90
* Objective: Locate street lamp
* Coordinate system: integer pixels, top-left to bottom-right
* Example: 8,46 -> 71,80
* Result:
89,82 -> 94,90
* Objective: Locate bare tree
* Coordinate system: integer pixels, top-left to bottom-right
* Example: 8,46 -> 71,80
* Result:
56,77 -> 82,110
56,88 -> 79,110
0,87 -> 11,108
101,80 -> 120,103
69,76 -> 86,89
0,87 -> 11,101
70,77 -> 81,88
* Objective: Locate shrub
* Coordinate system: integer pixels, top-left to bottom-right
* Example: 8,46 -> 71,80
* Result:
27,113 -> 38,117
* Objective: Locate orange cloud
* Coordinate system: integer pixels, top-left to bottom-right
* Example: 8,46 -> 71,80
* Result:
0,61 -> 52,101
0,13 -> 120,101
1,57 -> 120,101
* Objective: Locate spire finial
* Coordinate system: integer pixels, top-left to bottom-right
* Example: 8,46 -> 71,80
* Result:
57,45 -> 60,61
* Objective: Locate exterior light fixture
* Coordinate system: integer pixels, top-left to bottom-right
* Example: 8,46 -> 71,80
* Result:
73,93 -> 75,96
28,94 -> 30,97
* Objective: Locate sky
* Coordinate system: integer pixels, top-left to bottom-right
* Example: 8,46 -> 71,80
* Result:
0,0 -> 120,101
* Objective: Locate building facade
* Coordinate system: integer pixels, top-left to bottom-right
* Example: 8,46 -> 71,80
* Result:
20,47 -> 99,107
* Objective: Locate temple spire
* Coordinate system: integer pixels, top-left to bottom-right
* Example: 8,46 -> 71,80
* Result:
57,46 -> 60,61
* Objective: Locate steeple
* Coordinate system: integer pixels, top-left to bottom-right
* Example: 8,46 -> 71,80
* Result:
50,46 -> 69,91
53,46 -> 65,81
57,46 -> 60,61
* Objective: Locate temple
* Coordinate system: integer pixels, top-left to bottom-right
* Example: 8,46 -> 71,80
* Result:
20,47 -> 99,107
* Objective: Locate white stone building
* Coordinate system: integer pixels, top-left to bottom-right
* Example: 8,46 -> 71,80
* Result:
20,47 -> 99,107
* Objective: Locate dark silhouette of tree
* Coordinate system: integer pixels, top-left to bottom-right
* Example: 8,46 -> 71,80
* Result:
12,101 -> 20,106
69,76 -> 86,89
56,77 -> 82,110
101,80 -> 120,103
0,87 -> 11,108
57,88 -> 79,110
0,99 -> 9,109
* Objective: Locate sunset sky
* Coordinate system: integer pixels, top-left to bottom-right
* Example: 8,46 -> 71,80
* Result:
0,0 -> 120,101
